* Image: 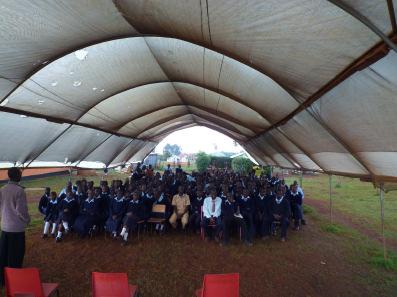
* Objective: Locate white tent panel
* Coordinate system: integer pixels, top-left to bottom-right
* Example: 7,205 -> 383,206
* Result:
83,136 -> 132,166
0,112 -> 69,163
37,126 -> 110,164
0,0 -> 136,87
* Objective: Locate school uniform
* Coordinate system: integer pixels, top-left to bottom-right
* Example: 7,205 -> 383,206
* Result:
141,192 -> 155,221
189,196 -> 204,232
73,198 -> 100,236
237,195 -> 255,243
57,197 -> 78,226
38,194 -> 49,215
254,193 -> 271,237
75,191 -> 86,209
44,199 -> 59,223
105,197 -> 126,234
154,193 -> 171,218
96,194 -> 109,227
122,199 -> 143,232
42,198 -> 59,237
287,191 -> 303,228
264,196 -> 291,239
221,200 -> 246,244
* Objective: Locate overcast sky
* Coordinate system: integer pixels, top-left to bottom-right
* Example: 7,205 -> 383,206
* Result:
154,126 -> 244,154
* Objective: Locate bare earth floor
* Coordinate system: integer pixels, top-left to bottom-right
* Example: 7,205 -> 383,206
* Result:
25,215 -> 397,297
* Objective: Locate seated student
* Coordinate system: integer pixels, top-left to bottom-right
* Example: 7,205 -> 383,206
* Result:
263,187 -> 291,242
288,184 -> 303,230
41,191 -> 59,239
38,187 -> 50,215
189,189 -> 205,234
152,189 -> 171,233
169,185 -> 190,230
58,181 -> 73,200
261,186 -> 275,238
221,192 -> 247,246
106,188 -> 127,238
202,188 -> 222,242
73,189 -> 100,237
254,187 -> 268,238
237,188 -> 255,245
120,191 -> 143,245
75,184 -> 86,209
141,185 -> 155,222
94,186 -> 107,229
56,189 -> 78,242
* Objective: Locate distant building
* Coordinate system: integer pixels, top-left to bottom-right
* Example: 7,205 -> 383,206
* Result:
230,152 -> 259,165
144,153 -> 159,167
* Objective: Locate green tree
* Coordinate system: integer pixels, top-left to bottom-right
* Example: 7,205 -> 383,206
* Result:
232,157 -> 254,174
195,152 -> 211,173
163,143 -> 181,156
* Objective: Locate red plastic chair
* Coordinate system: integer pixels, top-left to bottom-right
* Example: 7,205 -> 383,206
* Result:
195,273 -> 239,297
4,267 -> 59,297
92,272 -> 138,297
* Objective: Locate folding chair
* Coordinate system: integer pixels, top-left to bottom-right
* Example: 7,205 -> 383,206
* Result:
92,272 -> 138,297
147,204 -> 167,233
195,273 -> 239,297
4,267 -> 59,297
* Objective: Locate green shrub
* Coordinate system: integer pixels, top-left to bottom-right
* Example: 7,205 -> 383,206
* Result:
195,152 -> 211,173
231,157 -> 253,174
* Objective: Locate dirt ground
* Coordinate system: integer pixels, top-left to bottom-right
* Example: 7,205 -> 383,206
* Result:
25,217 -> 396,297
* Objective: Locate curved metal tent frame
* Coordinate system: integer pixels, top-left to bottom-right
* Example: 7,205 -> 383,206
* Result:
0,0 -> 396,185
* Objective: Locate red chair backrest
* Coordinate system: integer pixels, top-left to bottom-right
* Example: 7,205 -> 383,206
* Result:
4,267 -> 44,297
201,273 -> 239,297
92,272 -> 131,297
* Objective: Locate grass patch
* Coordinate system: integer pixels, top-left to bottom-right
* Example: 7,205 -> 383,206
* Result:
370,253 -> 397,271
321,223 -> 346,234
303,204 -> 320,221
285,174 -> 397,241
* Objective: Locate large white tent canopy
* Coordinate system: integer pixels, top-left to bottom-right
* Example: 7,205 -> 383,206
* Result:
0,0 -> 397,183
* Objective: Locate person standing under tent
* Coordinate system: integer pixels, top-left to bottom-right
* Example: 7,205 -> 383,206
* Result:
0,167 -> 30,285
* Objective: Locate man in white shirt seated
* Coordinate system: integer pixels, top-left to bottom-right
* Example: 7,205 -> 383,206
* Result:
202,188 -> 222,242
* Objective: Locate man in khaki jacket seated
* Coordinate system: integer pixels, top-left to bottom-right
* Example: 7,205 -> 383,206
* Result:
169,185 -> 190,230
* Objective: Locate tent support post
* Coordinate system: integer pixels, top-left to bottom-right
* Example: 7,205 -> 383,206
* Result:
69,166 -> 72,182
300,171 -> 303,188
379,183 -> 387,260
329,174 -> 333,223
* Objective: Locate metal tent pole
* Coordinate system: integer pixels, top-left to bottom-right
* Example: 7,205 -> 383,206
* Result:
69,166 -> 72,183
329,174 -> 333,223
300,170 -> 303,187
379,183 -> 387,260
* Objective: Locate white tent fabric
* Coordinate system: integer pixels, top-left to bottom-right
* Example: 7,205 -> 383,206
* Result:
0,0 -> 396,183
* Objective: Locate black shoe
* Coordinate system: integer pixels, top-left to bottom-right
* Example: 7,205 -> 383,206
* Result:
121,240 -> 128,246
41,234 -> 48,239
55,237 -> 62,243
302,220 -> 306,225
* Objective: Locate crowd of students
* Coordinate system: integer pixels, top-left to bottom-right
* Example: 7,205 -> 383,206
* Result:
38,163 -> 305,246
